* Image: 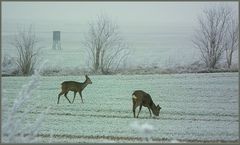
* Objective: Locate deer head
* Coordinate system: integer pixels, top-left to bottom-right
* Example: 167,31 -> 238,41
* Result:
85,75 -> 92,84
152,104 -> 161,116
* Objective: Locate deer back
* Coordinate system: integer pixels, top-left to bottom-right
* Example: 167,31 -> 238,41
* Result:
61,81 -> 83,92
132,90 -> 153,108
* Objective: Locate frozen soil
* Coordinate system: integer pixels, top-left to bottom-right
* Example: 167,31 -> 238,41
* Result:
2,72 -> 239,143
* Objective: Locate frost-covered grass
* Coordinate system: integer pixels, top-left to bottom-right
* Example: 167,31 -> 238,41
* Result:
2,64 -> 50,143
2,72 -> 239,143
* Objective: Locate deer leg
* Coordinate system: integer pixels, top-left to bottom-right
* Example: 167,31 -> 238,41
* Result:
133,105 -> 136,118
132,101 -> 137,118
72,92 -> 77,104
64,92 -> 71,104
79,92 -> 84,103
148,107 -> 152,118
57,92 -> 64,104
137,104 -> 143,118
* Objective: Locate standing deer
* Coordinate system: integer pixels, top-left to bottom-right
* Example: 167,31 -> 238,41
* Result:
132,90 -> 161,118
57,75 -> 92,104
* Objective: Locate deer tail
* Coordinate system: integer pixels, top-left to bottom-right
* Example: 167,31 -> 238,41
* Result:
132,94 -> 137,100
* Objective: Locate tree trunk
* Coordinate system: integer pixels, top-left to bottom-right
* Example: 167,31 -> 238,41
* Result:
95,47 -> 101,72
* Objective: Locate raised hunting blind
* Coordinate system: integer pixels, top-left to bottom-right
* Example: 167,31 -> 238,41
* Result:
52,31 -> 61,50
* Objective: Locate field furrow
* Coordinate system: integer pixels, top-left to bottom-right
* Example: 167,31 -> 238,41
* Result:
2,73 -> 239,143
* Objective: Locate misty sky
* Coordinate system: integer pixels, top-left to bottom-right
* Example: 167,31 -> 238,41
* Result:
2,1 -> 238,68
2,1 -> 238,33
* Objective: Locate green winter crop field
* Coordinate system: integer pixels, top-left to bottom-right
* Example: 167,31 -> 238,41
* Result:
2,72 -> 239,143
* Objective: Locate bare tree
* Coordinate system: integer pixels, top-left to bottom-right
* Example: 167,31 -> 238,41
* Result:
83,15 -> 129,74
224,16 -> 239,69
10,26 -> 41,76
193,6 -> 232,69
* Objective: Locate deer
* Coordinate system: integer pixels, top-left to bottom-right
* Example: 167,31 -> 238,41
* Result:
57,75 -> 92,104
132,90 -> 161,118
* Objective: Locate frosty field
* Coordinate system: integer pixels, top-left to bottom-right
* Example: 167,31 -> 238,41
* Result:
2,72 -> 239,143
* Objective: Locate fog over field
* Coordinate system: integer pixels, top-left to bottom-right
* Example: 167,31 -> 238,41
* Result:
2,2 -> 238,69
1,1 -> 239,143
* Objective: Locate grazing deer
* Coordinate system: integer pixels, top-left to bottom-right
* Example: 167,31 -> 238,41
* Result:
132,90 -> 161,118
57,75 -> 92,104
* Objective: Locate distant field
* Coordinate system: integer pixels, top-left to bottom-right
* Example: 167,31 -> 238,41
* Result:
2,73 -> 239,143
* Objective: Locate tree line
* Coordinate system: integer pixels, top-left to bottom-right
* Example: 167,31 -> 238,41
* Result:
6,5 -> 238,76
193,5 -> 238,70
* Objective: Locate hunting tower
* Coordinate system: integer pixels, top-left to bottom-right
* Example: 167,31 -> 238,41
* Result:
52,31 -> 61,50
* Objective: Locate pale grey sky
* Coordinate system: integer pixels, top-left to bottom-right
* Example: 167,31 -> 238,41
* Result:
1,1 -> 238,68
2,1 -> 238,33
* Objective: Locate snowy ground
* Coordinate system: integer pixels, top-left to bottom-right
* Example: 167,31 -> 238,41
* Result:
2,73 -> 239,143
